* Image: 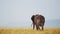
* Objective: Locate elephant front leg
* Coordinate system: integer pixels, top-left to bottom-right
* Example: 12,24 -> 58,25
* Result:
33,24 -> 35,30
36,25 -> 39,30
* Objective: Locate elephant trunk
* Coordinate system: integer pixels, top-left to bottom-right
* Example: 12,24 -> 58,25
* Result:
35,19 -> 40,30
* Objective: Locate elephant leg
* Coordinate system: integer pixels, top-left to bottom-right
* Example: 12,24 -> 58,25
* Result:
33,23 -> 35,30
39,26 -> 42,30
42,26 -> 44,30
36,25 -> 39,30
38,26 -> 40,30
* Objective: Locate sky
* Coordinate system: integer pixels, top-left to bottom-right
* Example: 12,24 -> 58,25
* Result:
0,0 -> 60,28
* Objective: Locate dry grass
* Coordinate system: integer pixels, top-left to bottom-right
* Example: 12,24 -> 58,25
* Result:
0,28 -> 60,34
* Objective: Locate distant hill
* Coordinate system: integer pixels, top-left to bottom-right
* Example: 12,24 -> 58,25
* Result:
45,19 -> 60,28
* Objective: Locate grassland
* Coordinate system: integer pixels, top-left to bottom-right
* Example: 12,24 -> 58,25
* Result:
0,28 -> 60,34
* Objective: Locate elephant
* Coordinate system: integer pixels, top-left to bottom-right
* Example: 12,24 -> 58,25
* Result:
31,14 -> 45,30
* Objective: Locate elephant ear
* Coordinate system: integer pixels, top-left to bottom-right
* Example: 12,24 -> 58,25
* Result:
31,15 -> 35,21
39,15 -> 45,23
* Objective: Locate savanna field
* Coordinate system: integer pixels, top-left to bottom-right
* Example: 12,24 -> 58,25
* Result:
0,28 -> 60,34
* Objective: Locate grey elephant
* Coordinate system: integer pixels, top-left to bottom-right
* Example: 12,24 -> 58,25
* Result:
31,14 -> 45,30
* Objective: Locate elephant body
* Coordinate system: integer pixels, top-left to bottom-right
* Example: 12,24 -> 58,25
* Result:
31,14 -> 45,30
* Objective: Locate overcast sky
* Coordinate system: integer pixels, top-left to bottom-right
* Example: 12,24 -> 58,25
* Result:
0,0 -> 60,28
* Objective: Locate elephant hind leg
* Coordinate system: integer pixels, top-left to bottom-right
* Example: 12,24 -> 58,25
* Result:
42,26 -> 44,30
